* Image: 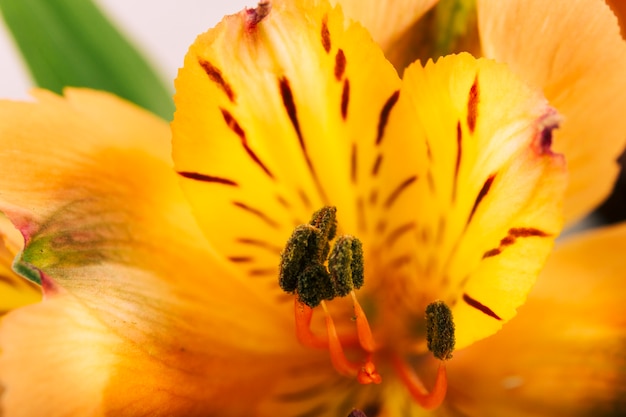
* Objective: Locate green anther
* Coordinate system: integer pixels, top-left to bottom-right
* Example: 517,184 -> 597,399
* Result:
308,206 -> 337,261
328,235 -> 365,297
425,300 -> 456,361
279,224 -> 317,293
296,264 -> 334,308
278,206 -> 366,308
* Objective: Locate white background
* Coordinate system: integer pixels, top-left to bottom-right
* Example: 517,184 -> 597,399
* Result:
0,1 -> 255,99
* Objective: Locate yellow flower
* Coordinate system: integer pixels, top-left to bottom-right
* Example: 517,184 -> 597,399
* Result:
0,1 -> 624,417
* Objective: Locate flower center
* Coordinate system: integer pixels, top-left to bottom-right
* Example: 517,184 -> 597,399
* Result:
278,206 -> 455,410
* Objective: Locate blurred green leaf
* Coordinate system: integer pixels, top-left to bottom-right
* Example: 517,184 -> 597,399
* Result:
0,0 -> 174,120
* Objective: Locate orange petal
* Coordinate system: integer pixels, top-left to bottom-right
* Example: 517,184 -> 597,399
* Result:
448,223 -> 626,416
477,0 -> 626,225
331,0 -> 438,52
0,89 -> 314,414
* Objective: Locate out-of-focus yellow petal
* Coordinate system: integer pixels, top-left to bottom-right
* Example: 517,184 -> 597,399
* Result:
477,0 -> 626,225
0,89 -> 334,415
172,0 -> 399,284
447,222 -> 626,416
376,53 -> 567,350
0,214 -> 41,313
331,0 -> 438,52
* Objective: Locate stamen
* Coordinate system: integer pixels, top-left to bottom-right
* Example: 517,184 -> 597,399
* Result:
321,301 -> 381,384
425,300 -> 455,360
279,206 -> 380,384
393,301 -> 455,410
293,299 -> 327,349
351,290 -> 376,353
392,356 -> 448,410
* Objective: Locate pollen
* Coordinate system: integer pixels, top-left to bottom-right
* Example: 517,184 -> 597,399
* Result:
425,301 -> 456,361
328,235 -> 364,296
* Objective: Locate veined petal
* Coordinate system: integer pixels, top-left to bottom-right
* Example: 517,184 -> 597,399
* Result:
375,53 -> 567,350
172,0 -> 400,284
331,0 -> 438,52
447,223 -> 626,416
0,90 -> 316,415
0,214 -> 41,313
0,286 -> 331,417
477,0 -> 626,225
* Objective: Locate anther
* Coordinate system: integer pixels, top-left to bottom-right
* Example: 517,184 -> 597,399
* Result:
425,300 -> 455,361
328,235 -> 364,296
279,224 -> 317,294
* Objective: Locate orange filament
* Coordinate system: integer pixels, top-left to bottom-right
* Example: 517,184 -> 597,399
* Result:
321,301 -> 381,384
293,298 -> 381,384
294,299 -> 328,349
392,355 -> 447,410
350,290 -> 376,353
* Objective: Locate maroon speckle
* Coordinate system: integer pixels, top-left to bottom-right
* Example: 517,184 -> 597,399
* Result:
467,75 -> 479,133
462,293 -> 502,320
376,91 -> 400,145
321,15 -> 331,53
334,49 -> 346,80
197,59 -> 235,103
341,79 -> 350,120
467,173 -> 496,225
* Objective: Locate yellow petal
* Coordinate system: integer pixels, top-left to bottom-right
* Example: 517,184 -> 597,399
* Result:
477,0 -> 626,225
172,0 -> 400,283
0,89 -> 324,414
376,53 -> 567,350
331,0 -> 438,52
447,222 -> 626,416
0,214 -> 41,313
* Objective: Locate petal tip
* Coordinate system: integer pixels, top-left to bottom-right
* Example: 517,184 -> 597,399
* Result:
244,0 -> 272,31
534,108 -> 563,157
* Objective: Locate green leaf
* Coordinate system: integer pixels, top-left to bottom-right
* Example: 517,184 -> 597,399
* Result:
0,0 -> 174,120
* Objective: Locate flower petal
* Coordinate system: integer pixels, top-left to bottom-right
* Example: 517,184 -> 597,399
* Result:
0,89 -> 315,414
477,0 -> 626,224
331,0 -> 438,52
0,214 -> 41,313
172,0 -> 400,281
447,223 -> 626,416
0,286 -> 331,417
375,53 -> 567,350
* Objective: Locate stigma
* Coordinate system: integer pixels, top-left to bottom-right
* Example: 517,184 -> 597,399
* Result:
279,206 -> 381,384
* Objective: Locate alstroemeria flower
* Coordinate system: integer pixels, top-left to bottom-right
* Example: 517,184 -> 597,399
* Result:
0,1 -> 625,416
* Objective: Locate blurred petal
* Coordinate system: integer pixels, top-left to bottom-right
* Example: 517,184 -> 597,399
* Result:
331,0 -> 438,52
172,0 -> 399,283
448,223 -> 626,416
0,214 -> 41,313
0,89 -> 324,415
378,53 -> 566,350
478,0 -> 626,224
